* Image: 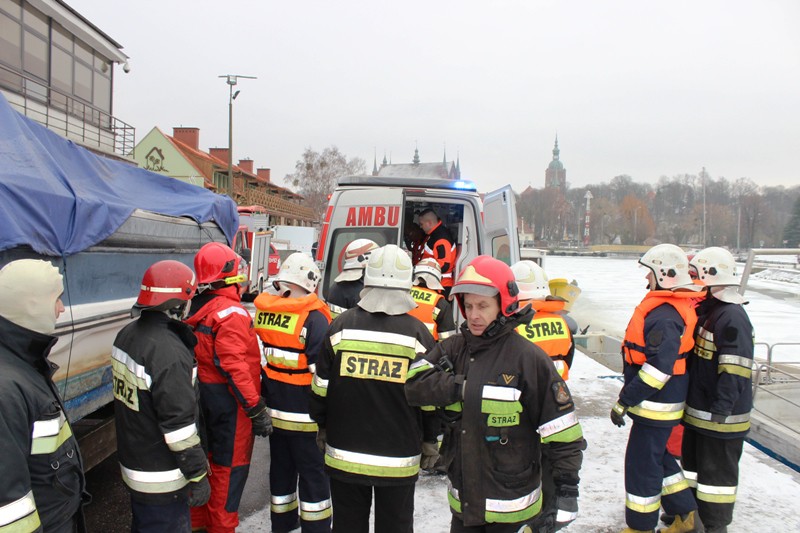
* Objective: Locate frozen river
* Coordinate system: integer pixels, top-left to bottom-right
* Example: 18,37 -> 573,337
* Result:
546,255 -> 800,359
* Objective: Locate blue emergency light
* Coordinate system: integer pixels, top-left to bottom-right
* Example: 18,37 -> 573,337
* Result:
451,180 -> 476,191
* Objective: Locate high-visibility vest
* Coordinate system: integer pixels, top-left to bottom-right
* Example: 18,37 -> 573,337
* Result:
254,292 -> 331,385
408,286 -> 444,340
515,299 -> 572,380
622,290 -> 697,375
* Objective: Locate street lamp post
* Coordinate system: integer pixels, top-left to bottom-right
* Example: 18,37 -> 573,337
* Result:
219,74 -> 256,199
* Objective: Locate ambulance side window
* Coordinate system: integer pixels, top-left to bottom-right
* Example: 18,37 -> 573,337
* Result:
321,227 -> 398,299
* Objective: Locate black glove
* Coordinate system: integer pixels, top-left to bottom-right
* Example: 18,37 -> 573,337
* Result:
187,475 -> 211,507
554,484 -> 579,530
610,401 -> 627,427
316,428 -> 327,453
420,441 -> 440,470
246,398 -> 272,437
175,445 -> 208,482
710,412 -> 727,424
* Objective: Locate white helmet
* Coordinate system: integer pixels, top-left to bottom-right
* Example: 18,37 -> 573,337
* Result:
363,244 -> 413,290
272,252 -> 320,293
511,260 -> 550,301
639,243 -> 697,290
335,239 -> 379,282
689,247 -> 740,287
413,258 -> 444,291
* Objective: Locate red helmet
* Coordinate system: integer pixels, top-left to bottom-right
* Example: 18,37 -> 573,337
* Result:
451,255 -> 520,317
136,260 -> 197,309
194,242 -> 241,285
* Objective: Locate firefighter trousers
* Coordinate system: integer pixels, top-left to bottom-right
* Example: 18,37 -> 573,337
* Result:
191,384 -> 255,533
329,477 -> 415,533
681,427 -> 744,529
269,431 -> 332,532
624,423 -> 696,531
131,497 -> 190,533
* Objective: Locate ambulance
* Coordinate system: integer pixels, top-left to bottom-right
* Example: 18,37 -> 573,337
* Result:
315,175 -> 520,309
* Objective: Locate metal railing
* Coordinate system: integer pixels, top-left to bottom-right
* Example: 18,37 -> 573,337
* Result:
752,343 -> 800,438
0,63 -> 135,157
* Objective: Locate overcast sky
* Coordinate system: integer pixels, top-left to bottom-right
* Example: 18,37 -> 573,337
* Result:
68,0 -> 800,194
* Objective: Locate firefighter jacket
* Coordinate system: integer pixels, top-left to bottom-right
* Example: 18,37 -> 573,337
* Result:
422,221 -> 456,287
112,311 -> 207,504
515,299 -> 574,380
408,285 -> 457,341
620,290 -> 698,427
254,292 -> 331,434
684,296 -> 754,439
0,314 -> 86,532
405,311 -> 586,527
185,286 -> 262,411
308,307 -> 437,486
326,279 -> 363,318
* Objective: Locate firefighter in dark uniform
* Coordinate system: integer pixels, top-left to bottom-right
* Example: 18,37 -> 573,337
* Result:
326,239 -> 378,318
186,243 -> 272,533
310,245 -> 437,533
254,253 -> 332,532
511,260 -> 575,381
683,247 -> 755,533
0,259 -> 88,533
408,257 -> 456,341
418,208 -> 457,297
405,256 -> 586,533
611,244 -> 702,533
112,260 -> 210,531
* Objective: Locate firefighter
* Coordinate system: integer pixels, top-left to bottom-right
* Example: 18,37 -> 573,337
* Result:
254,253 -> 332,532
611,244 -> 702,533
511,260 -> 575,381
682,247 -> 754,533
326,238 -> 379,318
405,256 -> 586,533
0,259 -> 88,532
112,260 -> 209,531
408,257 -> 457,341
309,245 -> 437,533
418,208 -> 457,297
185,243 -> 272,533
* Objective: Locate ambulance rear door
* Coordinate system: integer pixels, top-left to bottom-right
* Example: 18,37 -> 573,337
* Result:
318,186 -> 404,300
482,185 -> 520,265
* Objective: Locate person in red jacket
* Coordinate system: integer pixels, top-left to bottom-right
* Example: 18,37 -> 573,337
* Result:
419,208 -> 457,296
185,243 -> 272,533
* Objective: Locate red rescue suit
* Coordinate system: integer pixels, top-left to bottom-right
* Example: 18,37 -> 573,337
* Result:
185,286 -> 262,533
515,299 -> 574,380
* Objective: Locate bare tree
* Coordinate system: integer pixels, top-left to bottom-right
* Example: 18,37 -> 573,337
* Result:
285,146 -> 366,222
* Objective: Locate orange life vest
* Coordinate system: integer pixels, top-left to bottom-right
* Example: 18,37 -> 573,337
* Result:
408,286 -> 444,340
622,290 -> 698,375
253,292 -> 331,386
515,299 -> 573,380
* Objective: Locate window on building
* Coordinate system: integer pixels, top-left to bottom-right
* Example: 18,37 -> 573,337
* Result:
214,172 -> 230,192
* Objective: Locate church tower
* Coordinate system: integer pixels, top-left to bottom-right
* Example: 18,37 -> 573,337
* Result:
545,136 -> 567,192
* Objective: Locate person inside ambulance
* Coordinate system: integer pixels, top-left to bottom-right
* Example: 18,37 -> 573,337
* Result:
418,208 -> 457,297
112,260 -> 209,531
408,257 -> 457,341
405,256 -> 585,533
403,219 -> 425,265
0,259 -> 89,533
326,238 -> 378,318
185,242 -> 271,533
309,245 -> 437,533
681,247 -> 754,533
511,260 -> 575,381
611,243 -> 702,533
254,253 -> 332,533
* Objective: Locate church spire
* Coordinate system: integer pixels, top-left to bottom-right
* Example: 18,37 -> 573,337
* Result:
372,148 -> 378,176
413,141 -> 420,165
553,135 -> 560,161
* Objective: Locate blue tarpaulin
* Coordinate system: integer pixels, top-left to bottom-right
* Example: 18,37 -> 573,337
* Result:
0,92 -> 238,256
